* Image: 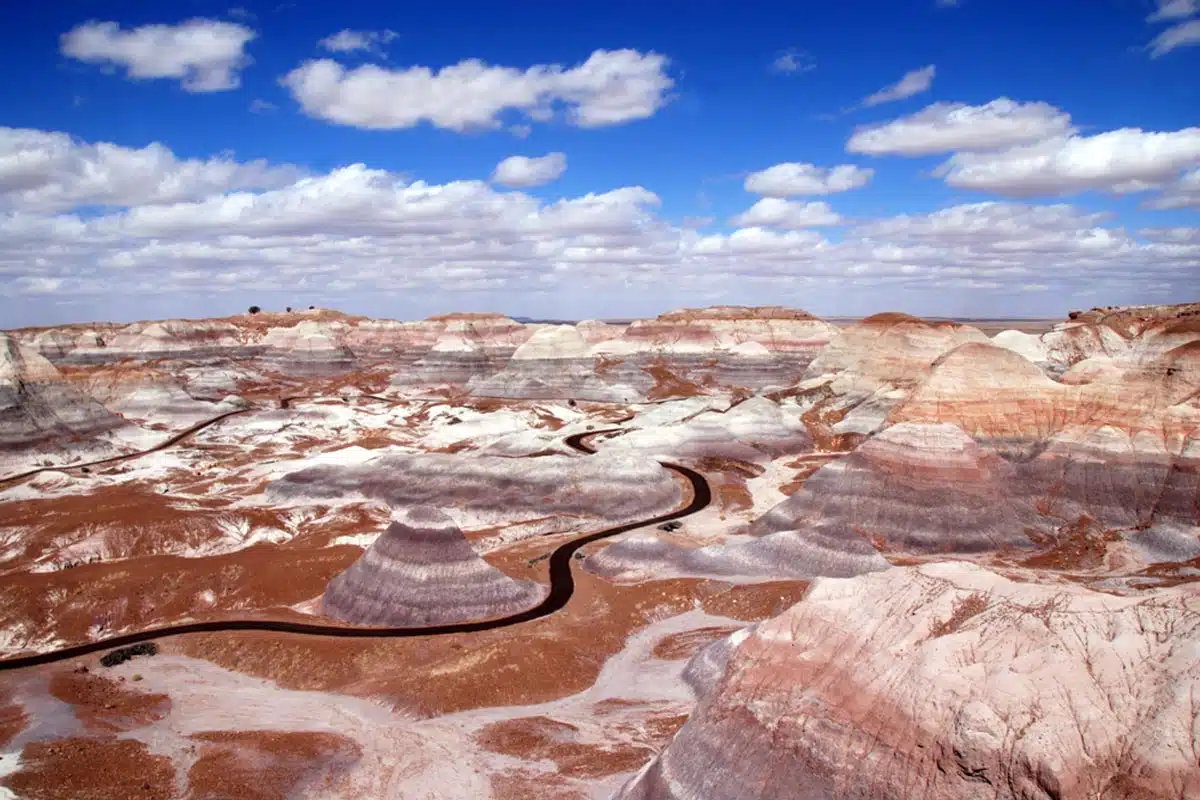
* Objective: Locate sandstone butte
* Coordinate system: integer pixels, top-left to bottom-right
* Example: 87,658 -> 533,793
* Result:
0,302 -> 1197,799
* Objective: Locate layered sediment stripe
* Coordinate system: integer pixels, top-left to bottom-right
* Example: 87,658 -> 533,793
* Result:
321,506 -> 547,627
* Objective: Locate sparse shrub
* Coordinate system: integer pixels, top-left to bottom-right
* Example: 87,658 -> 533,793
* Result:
308,305 -> 315,310
286,306 -> 293,312
248,305 -> 262,315
99,641 -> 158,668
1068,310 -> 1081,320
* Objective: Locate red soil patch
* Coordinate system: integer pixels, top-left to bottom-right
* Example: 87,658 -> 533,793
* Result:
642,360 -> 704,401
799,395 -> 866,452
694,580 -> 810,620
171,575 -> 808,719
1,738 -> 175,800
186,730 -> 362,800
0,481 -> 299,569
593,356 -> 624,377
0,542 -> 362,653
651,625 -> 741,660
691,457 -> 764,518
49,669 -> 170,733
778,456 -> 837,496
476,714 -> 671,780
1022,516 -> 1121,571
861,312 -> 924,326
492,770 -> 587,800
929,593 -> 989,638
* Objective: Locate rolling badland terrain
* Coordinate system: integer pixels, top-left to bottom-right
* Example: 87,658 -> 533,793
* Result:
0,303 -> 1198,799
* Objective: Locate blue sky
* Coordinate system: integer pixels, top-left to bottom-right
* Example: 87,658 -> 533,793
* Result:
0,0 -> 1197,325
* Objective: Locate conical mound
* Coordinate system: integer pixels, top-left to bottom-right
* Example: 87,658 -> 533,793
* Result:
322,506 -> 546,627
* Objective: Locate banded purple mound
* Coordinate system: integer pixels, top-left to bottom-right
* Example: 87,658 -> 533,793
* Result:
322,506 -> 546,627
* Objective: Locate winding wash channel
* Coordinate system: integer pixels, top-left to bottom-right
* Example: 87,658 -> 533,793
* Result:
0,424 -> 711,670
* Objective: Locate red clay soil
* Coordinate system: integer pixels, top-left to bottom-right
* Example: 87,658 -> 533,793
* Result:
642,360 -> 704,401
778,456 -> 838,496
48,669 -> 170,733
1021,516 -> 1122,571
186,730 -> 363,800
168,574 -> 809,718
651,625 -> 742,660
1,737 -> 176,800
690,457 -> 764,518
477,714 -> 680,780
0,482 -> 303,569
492,770 -> 588,800
593,356 -> 624,378
929,593 -> 990,638
0,541 -> 363,652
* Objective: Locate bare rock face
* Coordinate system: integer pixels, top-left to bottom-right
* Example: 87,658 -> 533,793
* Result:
620,562 -> 1200,800
804,313 -> 990,388
322,506 -> 545,627
70,365 -> 221,427
473,307 -> 841,402
584,521 -> 890,584
887,340 -> 1200,561
469,324 -> 650,402
607,395 -> 813,465
783,314 -> 993,446
746,421 -> 1039,555
0,333 -> 131,455
269,450 -> 684,535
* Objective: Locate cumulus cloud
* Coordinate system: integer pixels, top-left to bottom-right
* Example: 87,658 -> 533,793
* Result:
935,127 -> 1200,196
280,49 -> 673,131
847,98 -> 1076,156
60,19 -> 255,92
744,163 -> 874,196
1144,167 -> 1200,209
0,127 -> 302,213
490,153 -> 567,187
1,128 -> 1195,317
730,198 -> 841,228
318,29 -> 397,54
862,65 -> 936,107
1147,0 -> 1198,22
770,49 -> 815,74
1148,19 -> 1200,56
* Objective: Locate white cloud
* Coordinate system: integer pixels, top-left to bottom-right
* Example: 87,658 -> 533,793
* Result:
280,49 -> 673,131
1144,167 -> 1200,209
490,153 -> 567,187
935,127 -> 1200,196
847,98 -> 1076,156
744,163 -> 874,196
249,98 -> 277,113
1147,0 -> 1198,22
60,19 -> 255,93
936,0 -> 961,6
1,128 -> 1195,315
318,29 -> 397,55
862,65 -> 936,107
770,49 -> 815,75
730,198 -> 841,228
0,127 -> 301,213
1148,19 -> 1200,56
